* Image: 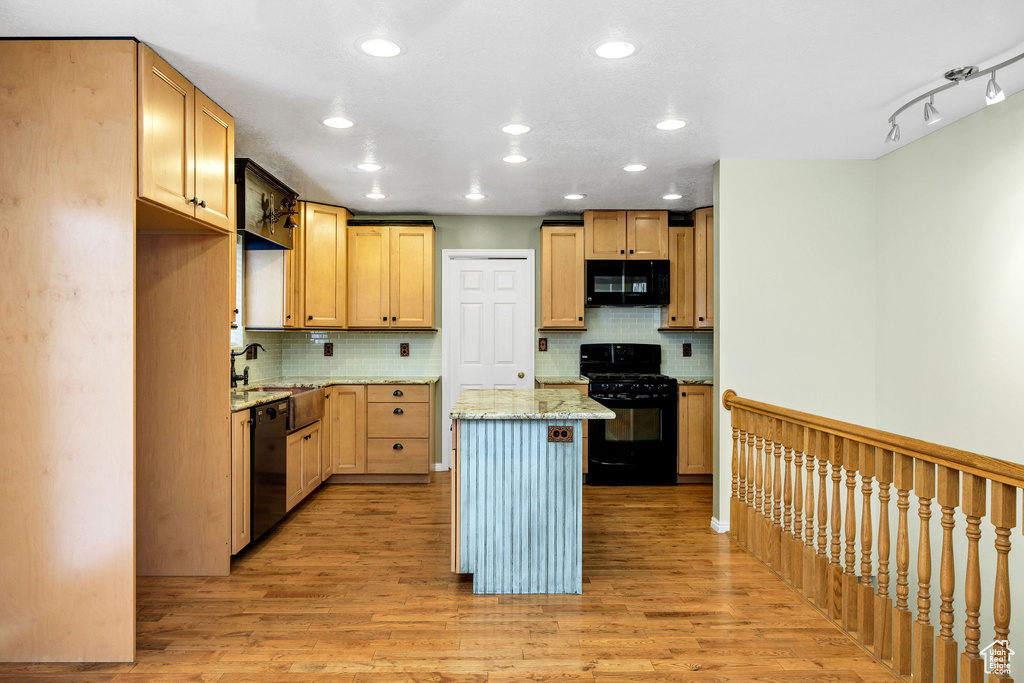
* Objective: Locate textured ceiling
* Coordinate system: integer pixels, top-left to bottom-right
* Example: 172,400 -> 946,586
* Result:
3,1 -> 1024,215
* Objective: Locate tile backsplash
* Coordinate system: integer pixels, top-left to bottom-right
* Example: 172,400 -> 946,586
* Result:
279,330 -> 441,377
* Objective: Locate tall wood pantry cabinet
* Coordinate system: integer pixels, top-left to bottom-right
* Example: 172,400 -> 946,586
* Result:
540,221 -> 586,329
347,221 -> 435,328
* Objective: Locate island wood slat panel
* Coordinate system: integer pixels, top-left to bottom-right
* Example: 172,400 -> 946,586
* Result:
723,389 -> 1023,683
459,419 -> 583,594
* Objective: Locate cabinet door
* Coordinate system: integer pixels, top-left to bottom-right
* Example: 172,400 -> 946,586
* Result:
678,386 -> 713,474
390,225 -> 434,328
193,90 -> 234,232
584,210 -> 627,259
303,202 -> 348,327
285,429 -> 304,511
540,225 -> 585,328
693,208 -> 714,329
230,410 -> 250,555
348,225 -> 390,327
138,44 -> 194,217
627,211 -> 668,259
283,214 -> 301,327
320,392 -> 333,481
330,385 -> 366,474
667,226 -> 695,328
302,423 -> 322,493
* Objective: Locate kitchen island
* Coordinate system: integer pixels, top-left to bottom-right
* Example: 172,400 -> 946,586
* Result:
450,389 -> 615,594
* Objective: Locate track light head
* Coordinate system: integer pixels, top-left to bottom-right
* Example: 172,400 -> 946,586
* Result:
886,120 -> 901,143
986,73 -> 1005,105
923,97 -> 941,125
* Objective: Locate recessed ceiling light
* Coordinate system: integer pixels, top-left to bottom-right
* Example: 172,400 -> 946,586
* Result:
656,119 -> 687,131
356,162 -> 383,171
365,192 -> 386,199
564,193 -> 587,200
593,40 -> 637,59
501,123 -> 531,135
503,154 -> 528,164
663,193 -> 682,200
623,164 -> 647,172
357,37 -> 403,57
323,117 -> 353,129
465,193 -> 486,200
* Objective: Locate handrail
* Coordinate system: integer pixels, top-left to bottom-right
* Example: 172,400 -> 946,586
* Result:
722,389 -> 1024,488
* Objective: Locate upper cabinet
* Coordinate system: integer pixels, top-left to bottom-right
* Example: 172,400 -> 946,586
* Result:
692,208 -> 714,329
584,210 -> 667,260
137,44 -> 234,234
665,207 -> 714,330
348,221 -> 435,329
302,202 -> 350,328
540,222 -> 585,329
666,225 -> 695,328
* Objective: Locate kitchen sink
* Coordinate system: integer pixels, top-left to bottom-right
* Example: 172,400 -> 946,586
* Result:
248,386 -> 325,431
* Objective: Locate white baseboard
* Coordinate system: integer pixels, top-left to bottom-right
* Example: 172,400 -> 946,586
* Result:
710,517 -> 730,534
432,462 -> 450,472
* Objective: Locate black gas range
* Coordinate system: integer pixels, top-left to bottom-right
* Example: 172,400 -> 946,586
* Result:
581,344 -> 677,485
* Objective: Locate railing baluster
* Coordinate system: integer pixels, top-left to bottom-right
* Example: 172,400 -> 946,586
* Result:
791,423 -> 805,588
781,419 -> 793,577
802,428 -> 816,603
757,414 -> 769,560
874,448 -> 894,660
772,418 -> 783,571
753,414 -> 765,560
960,473 -> 986,683
913,459 -> 935,683
990,481 -> 1016,682
817,431 -> 830,609
829,434 -> 844,621
935,465 -> 959,683
762,414 -> 773,562
745,411 -> 755,545
730,408 -> 740,542
858,443 -> 875,647
893,452 -> 914,676
842,438 -> 859,631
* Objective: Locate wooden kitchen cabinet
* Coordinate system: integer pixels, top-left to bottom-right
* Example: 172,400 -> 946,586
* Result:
678,385 -> 713,475
584,210 -> 668,260
138,44 -> 233,234
230,409 -> 251,555
302,201 -> 350,328
286,420 -> 322,511
666,225 -> 695,328
364,384 -> 432,475
692,208 -> 714,329
540,222 -> 585,329
348,221 -> 435,329
327,385 -> 366,474
537,382 -> 589,473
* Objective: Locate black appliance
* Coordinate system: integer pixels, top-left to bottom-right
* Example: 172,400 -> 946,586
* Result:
236,158 -> 299,249
585,259 -> 670,307
251,399 -> 289,541
582,343 -> 677,485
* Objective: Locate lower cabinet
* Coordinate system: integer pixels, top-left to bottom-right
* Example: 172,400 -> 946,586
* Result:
678,385 -> 713,475
230,409 -> 251,555
286,420 -> 322,511
327,384 -> 366,474
536,383 -> 588,474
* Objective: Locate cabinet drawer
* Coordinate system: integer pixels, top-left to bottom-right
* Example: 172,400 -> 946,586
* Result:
367,402 -> 430,437
367,384 -> 429,403
367,438 -> 429,473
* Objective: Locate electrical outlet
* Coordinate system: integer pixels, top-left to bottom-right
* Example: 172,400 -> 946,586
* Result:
400,342 -> 410,357
246,346 -> 254,360
538,338 -> 547,352
547,426 -> 573,443
324,342 -> 333,357
683,343 -> 692,357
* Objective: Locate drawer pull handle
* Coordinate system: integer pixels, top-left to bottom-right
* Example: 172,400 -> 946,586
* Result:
393,443 -> 403,450
393,390 -> 403,396
394,408 -> 404,415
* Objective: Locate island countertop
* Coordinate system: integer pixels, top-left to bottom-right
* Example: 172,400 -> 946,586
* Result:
450,389 -> 615,420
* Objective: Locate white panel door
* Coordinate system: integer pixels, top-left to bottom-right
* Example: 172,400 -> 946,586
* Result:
442,252 -> 535,468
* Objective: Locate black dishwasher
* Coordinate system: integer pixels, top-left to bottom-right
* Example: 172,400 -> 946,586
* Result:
251,400 -> 289,542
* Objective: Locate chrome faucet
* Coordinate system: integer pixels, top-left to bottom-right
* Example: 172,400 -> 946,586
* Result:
231,343 -> 266,388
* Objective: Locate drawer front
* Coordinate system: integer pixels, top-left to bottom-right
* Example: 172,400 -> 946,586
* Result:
367,402 -> 430,437
367,438 -> 429,473
367,384 -> 429,403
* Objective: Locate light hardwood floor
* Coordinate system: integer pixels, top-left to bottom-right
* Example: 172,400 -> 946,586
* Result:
0,474 -> 897,682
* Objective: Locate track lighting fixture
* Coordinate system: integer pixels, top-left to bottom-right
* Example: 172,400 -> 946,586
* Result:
884,49 -> 1022,143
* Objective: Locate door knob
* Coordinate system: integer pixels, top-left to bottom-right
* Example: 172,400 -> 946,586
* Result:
518,372 -> 525,379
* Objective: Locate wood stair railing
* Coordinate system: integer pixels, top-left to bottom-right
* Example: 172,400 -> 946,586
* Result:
723,390 -> 1023,682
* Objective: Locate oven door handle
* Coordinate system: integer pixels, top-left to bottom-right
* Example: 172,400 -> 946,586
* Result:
590,395 -> 674,409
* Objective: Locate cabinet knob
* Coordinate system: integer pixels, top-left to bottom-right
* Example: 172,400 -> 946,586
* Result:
308,315 -> 313,320
233,308 -> 239,314
671,316 -> 676,321
393,390 -> 403,396
629,249 -> 634,254
391,316 -> 396,321
578,316 -> 583,321
394,408 -> 404,415
286,315 -> 291,319
393,443 -> 403,450
382,316 -> 387,321
199,199 -> 207,209
189,196 -> 199,205
620,249 -> 625,254
698,316 -> 704,321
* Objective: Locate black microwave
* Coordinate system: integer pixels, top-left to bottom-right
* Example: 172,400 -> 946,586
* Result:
585,260 -> 670,307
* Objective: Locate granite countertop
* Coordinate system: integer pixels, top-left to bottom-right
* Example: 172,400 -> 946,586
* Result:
230,375 -> 439,412
450,389 -> 616,420
672,377 -> 714,385
535,375 -> 589,385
